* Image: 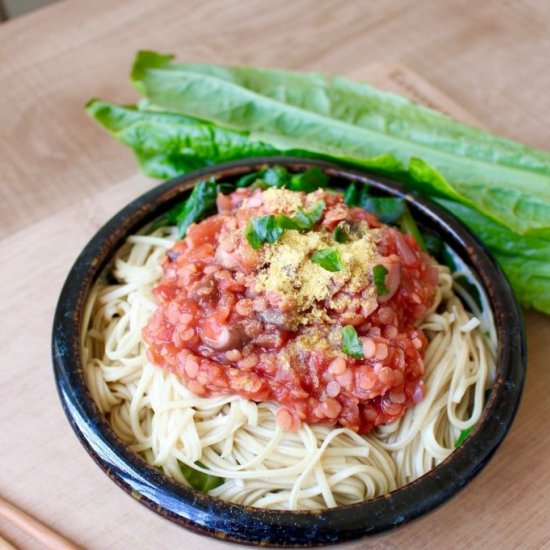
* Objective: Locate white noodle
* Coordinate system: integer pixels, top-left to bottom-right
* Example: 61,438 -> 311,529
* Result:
82,229 -> 496,510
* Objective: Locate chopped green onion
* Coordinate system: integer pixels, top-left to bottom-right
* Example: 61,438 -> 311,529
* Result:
341,325 -> 364,359
373,264 -> 389,295
311,248 -> 344,272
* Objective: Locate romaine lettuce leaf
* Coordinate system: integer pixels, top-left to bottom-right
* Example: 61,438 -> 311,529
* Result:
86,100 -> 282,178
86,52 -> 550,314
437,199 -> 550,312
131,51 -> 550,237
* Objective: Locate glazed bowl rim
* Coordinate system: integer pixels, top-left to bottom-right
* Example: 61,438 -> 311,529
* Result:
52,156 -> 526,547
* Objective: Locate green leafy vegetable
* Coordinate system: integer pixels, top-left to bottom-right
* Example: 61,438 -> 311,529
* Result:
245,201 -> 325,249
178,460 -> 224,492
236,165 -> 327,192
164,178 -> 219,237
85,100 -> 286,179
311,248 -> 344,272
236,165 -> 290,188
454,427 -> 473,448
343,181 -> 404,224
422,230 -> 443,257
437,199 -> 550,313
341,326 -> 364,359
333,224 -> 348,243
288,166 -> 329,192
373,264 -> 389,295
130,52 -> 550,238
342,180 -> 361,206
362,196 -> 405,224
87,52 -> 550,314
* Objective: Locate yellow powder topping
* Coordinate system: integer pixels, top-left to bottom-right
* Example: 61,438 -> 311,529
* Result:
260,188 -> 304,215
256,224 -> 379,325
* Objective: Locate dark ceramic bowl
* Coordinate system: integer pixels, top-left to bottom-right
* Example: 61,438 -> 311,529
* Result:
52,157 -> 525,547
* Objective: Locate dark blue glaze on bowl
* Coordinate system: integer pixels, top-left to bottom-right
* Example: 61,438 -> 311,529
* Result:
52,157 -> 526,547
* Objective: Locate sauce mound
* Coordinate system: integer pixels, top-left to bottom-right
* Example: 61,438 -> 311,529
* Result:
143,187 -> 438,433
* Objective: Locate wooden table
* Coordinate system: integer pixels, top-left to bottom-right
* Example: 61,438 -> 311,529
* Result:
1,1 -> 549,548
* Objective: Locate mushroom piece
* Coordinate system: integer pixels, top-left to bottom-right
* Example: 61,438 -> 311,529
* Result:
199,320 -> 247,351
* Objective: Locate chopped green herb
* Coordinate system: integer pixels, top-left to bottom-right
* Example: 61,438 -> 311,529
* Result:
245,215 -> 284,249
333,224 -> 348,243
311,248 -> 344,272
288,166 -> 329,192
454,426 -> 473,448
178,460 -> 224,492
341,325 -> 364,359
245,201 -> 325,248
262,166 -> 291,187
244,222 -> 263,250
373,264 -> 389,295
236,166 -> 328,192
278,200 -> 325,231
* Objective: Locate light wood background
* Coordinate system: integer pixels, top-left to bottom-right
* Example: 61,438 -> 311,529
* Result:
1,1 -> 549,548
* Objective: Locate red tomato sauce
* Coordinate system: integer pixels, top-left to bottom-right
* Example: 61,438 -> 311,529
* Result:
143,187 -> 438,433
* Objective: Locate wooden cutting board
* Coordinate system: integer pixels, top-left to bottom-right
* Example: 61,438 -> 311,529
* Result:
1,61 -> 549,550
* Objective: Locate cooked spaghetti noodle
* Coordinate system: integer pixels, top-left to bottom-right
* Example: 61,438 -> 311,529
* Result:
82,226 -> 496,510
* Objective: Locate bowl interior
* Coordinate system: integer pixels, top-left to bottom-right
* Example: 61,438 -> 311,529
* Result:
52,157 -> 525,547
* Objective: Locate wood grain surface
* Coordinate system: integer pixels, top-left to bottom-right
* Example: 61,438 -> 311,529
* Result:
1,1 -> 549,548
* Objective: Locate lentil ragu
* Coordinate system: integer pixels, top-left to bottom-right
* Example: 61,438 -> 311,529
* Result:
143,186 -> 438,434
